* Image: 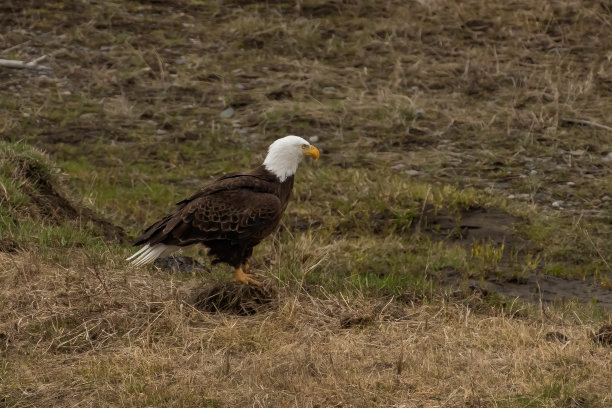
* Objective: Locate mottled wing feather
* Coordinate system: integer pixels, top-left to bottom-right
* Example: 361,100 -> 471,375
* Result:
186,189 -> 281,242
134,173 -> 282,247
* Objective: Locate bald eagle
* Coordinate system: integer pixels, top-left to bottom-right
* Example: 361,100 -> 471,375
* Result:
126,135 -> 319,285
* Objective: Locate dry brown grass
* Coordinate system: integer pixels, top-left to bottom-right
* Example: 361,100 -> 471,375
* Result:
2,0 -> 612,406
1,250 -> 611,407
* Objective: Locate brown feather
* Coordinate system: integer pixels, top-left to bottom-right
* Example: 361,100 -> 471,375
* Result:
133,165 -> 294,268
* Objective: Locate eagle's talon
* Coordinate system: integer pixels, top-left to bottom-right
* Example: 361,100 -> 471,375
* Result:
232,267 -> 262,286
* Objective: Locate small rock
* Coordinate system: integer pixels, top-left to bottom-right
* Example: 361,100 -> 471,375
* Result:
235,83 -> 246,90
530,170 -> 537,175
220,107 -> 235,118
79,113 -> 96,121
156,129 -> 167,135
603,152 -> 612,162
309,135 -> 319,143
508,193 -> 530,200
322,86 -> 336,93
405,169 -> 421,176
566,181 -> 575,186
391,163 -> 406,171
552,200 -> 564,207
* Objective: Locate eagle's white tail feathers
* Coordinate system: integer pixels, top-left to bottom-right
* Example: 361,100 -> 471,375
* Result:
126,244 -> 151,262
127,243 -> 179,266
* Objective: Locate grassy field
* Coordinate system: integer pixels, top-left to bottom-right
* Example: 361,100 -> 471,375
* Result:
1,0 -> 611,406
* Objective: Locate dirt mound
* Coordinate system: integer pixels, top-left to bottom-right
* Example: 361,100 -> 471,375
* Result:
192,280 -> 277,315
22,160 -> 126,242
1,143 -> 126,243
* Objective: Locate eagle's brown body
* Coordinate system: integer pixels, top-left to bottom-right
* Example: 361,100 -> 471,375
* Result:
133,165 -> 294,268
128,135 -> 319,285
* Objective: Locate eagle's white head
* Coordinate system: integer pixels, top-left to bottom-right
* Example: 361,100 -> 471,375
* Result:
263,135 -> 319,181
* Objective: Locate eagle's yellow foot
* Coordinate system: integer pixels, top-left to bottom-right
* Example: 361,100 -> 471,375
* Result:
232,267 -> 262,286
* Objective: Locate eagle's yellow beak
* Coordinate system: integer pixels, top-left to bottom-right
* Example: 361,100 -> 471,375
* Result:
303,145 -> 320,160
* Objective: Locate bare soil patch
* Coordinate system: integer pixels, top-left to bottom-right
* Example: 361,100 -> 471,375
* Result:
421,205 -> 524,248
442,267 -> 612,309
418,206 -> 612,308
365,204 -> 525,247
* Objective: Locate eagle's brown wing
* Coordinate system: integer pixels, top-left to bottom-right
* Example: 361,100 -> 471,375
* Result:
133,174 -> 282,248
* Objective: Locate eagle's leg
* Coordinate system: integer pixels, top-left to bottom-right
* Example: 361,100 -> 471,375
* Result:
232,265 -> 262,286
